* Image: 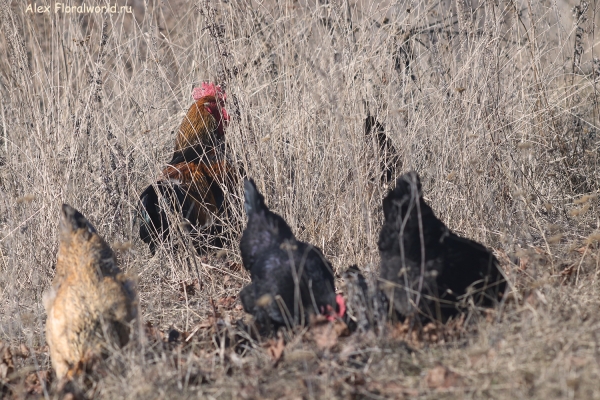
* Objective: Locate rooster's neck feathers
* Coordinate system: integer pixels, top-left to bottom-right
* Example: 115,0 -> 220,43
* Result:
174,83 -> 229,155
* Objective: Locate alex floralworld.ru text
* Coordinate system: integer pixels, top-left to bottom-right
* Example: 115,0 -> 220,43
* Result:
26,3 -> 133,14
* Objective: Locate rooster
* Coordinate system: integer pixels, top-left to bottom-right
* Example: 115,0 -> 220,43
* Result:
378,171 -> 506,322
139,83 -> 237,255
239,178 -> 345,332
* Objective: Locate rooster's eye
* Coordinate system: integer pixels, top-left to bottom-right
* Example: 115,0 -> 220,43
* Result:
204,103 -> 214,114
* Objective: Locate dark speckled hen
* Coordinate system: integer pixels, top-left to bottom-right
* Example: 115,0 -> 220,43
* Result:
239,178 -> 345,332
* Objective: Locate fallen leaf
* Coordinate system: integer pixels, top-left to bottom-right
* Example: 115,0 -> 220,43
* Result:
227,262 -> 243,272
216,249 -> 228,259
216,296 -> 236,309
339,343 -> 356,362
573,246 -> 587,254
185,319 -> 216,342
239,384 -> 259,399
519,257 -> 529,270
517,142 -> 533,150
310,318 -> 348,351
569,356 -> 590,368
25,370 -> 50,395
344,372 -> 366,386
425,364 -> 463,389
18,343 -> 30,358
144,322 -> 165,342
265,334 -> 285,363
178,279 -> 200,298
367,381 -> 419,396
0,343 -> 14,379
560,264 -> 576,278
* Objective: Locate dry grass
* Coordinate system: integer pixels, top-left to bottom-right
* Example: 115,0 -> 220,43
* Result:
0,0 -> 600,398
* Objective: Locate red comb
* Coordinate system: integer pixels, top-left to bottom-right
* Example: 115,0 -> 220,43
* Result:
324,294 -> 347,322
192,82 -> 226,101
335,294 -> 346,318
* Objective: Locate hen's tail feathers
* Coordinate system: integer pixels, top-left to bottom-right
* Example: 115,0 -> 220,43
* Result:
60,204 -> 97,239
243,178 -> 264,216
139,181 -> 190,255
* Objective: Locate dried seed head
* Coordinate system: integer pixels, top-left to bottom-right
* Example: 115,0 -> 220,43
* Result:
574,194 -> 597,205
216,249 -> 228,259
111,241 -> 133,252
256,294 -> 273,308
517,142 -> 533,150
379,280 -> 396,291
280,241 -> 298,251
547,234 -> 563,244
585,232 -> 600,245
569,203 -> 590,217
16,194 -> 35,204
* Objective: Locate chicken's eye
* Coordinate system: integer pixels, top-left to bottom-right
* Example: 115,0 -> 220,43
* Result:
204,103 -> 215,114
204,102 -> 218,114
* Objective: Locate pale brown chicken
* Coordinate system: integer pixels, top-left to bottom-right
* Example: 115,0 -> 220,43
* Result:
44,205 -> 136,380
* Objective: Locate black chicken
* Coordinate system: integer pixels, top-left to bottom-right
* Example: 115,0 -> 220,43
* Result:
378,171 -> 506,322
239,178 -> 345,331
364,111 -> 401,183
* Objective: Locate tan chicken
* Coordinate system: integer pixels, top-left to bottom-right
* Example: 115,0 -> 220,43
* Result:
44,205 -> 136,380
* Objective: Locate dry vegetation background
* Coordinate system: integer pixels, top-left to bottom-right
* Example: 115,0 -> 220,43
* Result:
1,0 -> 600,398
